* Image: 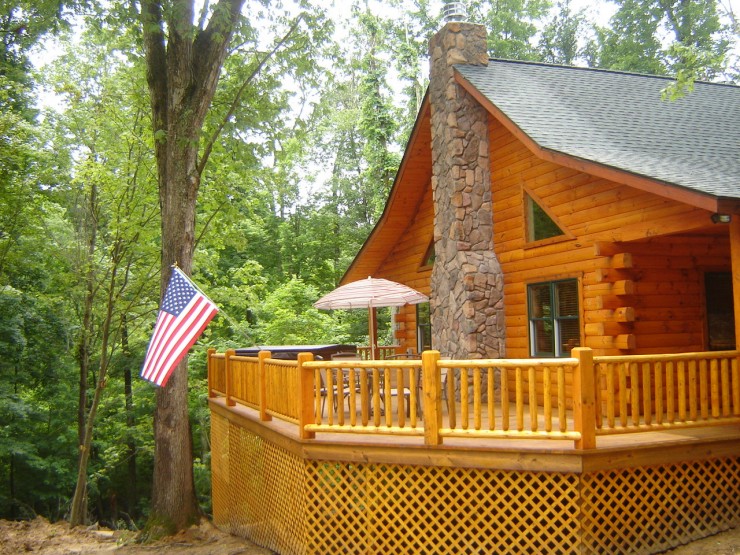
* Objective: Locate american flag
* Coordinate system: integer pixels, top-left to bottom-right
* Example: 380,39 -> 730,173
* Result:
140,267 -> 219,387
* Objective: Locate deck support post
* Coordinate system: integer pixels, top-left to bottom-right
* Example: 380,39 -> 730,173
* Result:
298,352 -> 316,440
225,349 -> 236,407
224,349 -> 236,407
258,351 -> 272,422
207,348 -> 216,398
422,350 -> 443,445
572,347 -> 596,449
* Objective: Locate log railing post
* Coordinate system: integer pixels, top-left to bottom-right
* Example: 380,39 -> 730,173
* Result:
225,349 -> 236,407
422,350 -> 442,446
258,350 -> 272,421
573,347 -> 596,449
298,352 -> 316,440
207,348 -> 216,398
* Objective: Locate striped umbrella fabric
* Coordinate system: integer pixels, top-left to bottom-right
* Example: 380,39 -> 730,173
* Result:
314,277 -> 428,359
313,277 -> 428,310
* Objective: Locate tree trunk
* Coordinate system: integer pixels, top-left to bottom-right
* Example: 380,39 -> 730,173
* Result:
122,315 -> 138,517
140,0 -> 245,533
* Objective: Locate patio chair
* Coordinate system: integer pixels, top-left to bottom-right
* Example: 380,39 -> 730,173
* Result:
376,353 -> 416,418
319,353 -> 364,416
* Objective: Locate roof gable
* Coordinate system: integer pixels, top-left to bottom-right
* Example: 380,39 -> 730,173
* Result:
455,60 -> 740,202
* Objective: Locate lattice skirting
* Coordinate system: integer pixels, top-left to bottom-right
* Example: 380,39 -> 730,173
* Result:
211,413 -> 740,554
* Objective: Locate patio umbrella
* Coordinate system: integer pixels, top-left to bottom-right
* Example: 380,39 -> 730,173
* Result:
314,277 -> 429,359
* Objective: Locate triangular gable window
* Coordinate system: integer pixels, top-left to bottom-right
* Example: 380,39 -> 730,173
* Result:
420,240 -> 435,269
524,189 -> 571,244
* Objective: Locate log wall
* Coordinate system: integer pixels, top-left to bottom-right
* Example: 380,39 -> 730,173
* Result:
488,117 -> 725,357
367,114 -> 728,358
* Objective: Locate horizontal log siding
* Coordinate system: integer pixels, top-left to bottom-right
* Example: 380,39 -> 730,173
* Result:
375,180 -> 435,352
626,237 -> 730,353
488,118 -> 724,359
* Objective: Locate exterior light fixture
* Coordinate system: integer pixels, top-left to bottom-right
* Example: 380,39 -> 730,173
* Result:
711,213 -> 732,224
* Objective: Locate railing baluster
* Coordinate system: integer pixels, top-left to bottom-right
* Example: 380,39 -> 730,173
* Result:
461,367 -> 469,430
447,367 -> 456,428
619,363 -> 628,427
473,367 -> 481,431
710,358 -> 720,418
529,365 -> 538,433
630,362 -> 640,426
642,362 -> 652,426
721,358 -> 731,417
666,360 -> 675,423
689,360 -> 698,421
516,366 -> 524,432
487,367 -> 495,431
699,359 -> 709,420
544,365 -> 552,433
655,361 -> 663,425
558,365 -> 566,434
606,362 -> 615,428
501,367 -> 509,432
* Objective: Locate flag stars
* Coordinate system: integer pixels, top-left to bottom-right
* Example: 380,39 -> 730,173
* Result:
161,273 -> 197,315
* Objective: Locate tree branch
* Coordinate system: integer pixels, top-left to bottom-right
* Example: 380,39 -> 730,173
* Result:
197,13 -> 305,176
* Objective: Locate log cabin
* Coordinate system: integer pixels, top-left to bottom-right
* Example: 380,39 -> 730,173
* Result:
207,21 -> 740,555
342,22 -> 740,364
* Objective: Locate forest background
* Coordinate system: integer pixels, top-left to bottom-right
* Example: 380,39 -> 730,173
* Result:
1,0 -> 738,531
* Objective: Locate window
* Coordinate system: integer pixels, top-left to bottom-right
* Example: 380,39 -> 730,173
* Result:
416,302 -> 432,353
523,190 -> 570,244
528,279 -> 580,357
421,240 -> 435,269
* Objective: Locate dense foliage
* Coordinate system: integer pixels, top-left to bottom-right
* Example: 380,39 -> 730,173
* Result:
0,0 -> 736,528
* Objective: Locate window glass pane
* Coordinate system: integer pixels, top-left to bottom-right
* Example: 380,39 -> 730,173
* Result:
529,284 -> 551,318
416,302 -> 432,352
527,194 -> 565,242
533,320 -> 554,355
558,319 -> 581,354
555,280 -> 578,317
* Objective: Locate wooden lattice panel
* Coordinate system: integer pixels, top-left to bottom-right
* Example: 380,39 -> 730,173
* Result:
305,462 -> 370,553
304,462 -> 581,555
226,427 -> 307,555
212,406 -> 740,555
210,412 -> 229,529
581,457 -> 740,554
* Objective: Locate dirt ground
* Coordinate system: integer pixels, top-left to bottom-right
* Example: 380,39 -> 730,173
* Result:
0,516 -> 738,554
0,517 -> 272,555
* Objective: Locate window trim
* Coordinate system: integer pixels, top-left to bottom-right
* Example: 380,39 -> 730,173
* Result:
521,186 -> 575,248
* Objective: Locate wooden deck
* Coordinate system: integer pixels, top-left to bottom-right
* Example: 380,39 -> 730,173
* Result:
208,348 -> 740,554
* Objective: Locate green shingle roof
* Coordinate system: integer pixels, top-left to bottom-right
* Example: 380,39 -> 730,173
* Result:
455,60 -> 740,200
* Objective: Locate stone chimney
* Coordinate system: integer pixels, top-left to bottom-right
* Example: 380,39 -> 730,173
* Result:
428,22 -> 506,359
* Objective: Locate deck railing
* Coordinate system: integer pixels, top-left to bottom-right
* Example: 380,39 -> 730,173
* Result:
208,347 -> 740,448
594,350 -> 740,435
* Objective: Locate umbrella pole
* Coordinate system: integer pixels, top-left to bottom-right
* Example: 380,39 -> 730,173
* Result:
369,307 -> 378,360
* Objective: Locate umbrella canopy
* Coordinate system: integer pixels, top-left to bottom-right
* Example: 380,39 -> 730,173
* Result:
314,277 -> 429,359
314,277 -> 428,310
